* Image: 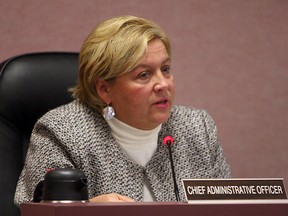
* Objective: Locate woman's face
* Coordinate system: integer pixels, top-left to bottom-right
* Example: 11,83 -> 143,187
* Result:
99,39 -> 175,130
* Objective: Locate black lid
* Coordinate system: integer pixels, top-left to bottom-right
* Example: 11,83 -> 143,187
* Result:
41,168 -> 88,201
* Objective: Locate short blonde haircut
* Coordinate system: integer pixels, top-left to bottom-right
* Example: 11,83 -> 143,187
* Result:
71,15 -> 171,113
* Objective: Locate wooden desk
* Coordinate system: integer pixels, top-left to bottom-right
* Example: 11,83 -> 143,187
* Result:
21,200 -> 288,216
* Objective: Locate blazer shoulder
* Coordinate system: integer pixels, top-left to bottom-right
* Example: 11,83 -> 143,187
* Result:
171,105 -> 209,119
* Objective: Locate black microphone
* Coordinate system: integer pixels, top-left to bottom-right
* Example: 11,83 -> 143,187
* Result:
163,132 -> 180,201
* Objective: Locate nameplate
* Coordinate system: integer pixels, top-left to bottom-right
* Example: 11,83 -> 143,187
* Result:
182,178 -> 287,202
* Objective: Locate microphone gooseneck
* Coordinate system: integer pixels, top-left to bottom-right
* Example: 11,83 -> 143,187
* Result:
163,132 -> 180,201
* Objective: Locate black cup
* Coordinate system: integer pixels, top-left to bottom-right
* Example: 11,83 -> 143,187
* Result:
35,168 -> 89,203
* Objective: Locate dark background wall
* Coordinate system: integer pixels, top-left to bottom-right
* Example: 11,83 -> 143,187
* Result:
1,0 -> 288,186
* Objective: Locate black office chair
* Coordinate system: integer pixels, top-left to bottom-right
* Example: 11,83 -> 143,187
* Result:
0,52 -> 79,216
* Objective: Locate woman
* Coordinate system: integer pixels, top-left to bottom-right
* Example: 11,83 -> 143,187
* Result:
14,15 -> 231,205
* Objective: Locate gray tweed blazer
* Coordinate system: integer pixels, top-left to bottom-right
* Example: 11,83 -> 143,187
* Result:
14,100 -> 231,205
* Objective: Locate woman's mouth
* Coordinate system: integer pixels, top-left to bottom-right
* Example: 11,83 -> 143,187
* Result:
155,100 -> 168,104
153,99 -> 169,107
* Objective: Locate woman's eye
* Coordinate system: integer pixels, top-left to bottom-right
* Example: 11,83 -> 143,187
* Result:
162,65 -> 171,75
138,71 -> 151,79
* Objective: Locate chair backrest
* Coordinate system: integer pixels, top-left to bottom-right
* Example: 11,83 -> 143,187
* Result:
0,52 -> 78,216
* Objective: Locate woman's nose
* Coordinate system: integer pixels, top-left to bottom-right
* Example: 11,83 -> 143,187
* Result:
154,71 -> 169,91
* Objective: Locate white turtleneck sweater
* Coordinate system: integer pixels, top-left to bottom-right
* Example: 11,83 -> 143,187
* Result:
106,117 -> 161,201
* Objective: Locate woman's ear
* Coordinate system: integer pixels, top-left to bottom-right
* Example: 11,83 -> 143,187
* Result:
95,78 -> 111,104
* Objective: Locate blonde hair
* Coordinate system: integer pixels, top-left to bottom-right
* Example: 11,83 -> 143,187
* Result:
71,15 -> 171,113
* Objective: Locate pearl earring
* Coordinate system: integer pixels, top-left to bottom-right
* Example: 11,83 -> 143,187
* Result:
103,105 -> 115,120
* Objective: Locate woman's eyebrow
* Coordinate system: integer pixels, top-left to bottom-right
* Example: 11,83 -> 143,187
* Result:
134,57 -> 171,69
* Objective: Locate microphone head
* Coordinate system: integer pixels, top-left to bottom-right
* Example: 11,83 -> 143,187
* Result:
163,132 -> 174,145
